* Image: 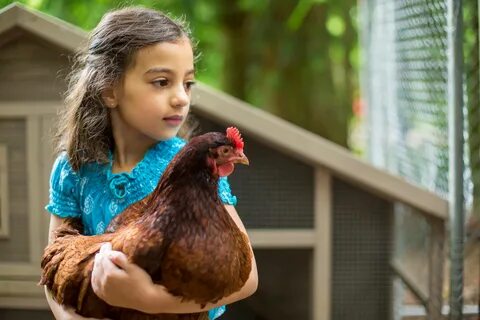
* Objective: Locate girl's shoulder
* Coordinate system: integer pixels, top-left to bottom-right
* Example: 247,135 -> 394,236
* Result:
159,136 -> 187,154
46,152 -> 82,218
50,151 -> 80,185
145,136 -> 187,166
51,151 -> 104,181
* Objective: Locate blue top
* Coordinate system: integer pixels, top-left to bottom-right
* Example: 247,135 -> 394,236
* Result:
46,136 -> 233,319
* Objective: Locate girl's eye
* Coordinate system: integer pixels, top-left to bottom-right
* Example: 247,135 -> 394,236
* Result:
184,80 -> 196,90
152,79 -> 169,87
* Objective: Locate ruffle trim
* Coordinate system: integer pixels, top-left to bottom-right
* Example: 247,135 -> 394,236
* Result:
209,305 -> 226,319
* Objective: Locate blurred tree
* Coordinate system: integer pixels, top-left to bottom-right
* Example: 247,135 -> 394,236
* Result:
0,0 -> 359,148
213,0 -> 358,146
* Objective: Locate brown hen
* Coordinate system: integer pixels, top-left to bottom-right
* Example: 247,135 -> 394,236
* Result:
40,128 -> 252,320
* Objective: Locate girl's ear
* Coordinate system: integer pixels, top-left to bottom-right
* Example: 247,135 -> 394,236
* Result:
101,87 -> 118,109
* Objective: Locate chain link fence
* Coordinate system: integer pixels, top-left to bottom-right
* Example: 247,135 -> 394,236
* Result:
360,0 -> 479,318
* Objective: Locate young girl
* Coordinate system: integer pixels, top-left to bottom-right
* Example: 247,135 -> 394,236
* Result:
44,6 -> 258,320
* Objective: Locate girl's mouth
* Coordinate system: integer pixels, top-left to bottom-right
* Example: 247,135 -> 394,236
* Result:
163,115 -> 184,126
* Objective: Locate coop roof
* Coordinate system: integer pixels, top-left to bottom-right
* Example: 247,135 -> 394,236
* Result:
0,2 -> 448,219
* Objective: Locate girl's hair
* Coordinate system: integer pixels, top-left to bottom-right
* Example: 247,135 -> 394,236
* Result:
55,6 -> 196,171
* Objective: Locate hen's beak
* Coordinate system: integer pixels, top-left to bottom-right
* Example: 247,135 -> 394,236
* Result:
232,150 -> 249,165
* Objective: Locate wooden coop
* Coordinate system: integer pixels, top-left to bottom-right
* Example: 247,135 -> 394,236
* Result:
0,3 -> 449,320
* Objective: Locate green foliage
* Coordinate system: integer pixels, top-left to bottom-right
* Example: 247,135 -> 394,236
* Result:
1,0 -> 360,148
463,0 -> 480,218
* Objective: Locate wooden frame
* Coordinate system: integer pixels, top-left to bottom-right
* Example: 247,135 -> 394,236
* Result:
0,3 -> 86,52
390,213 -> 446,320
192,83 -> 448,220
0,103 -> 60,307
0,144 -> 9,238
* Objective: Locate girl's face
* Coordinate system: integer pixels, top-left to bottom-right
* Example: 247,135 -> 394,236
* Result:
108,36 -> 195,145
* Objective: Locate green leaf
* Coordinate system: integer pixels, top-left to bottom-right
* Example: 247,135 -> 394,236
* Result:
326,13 -> 345,37
287,0 -> 325,31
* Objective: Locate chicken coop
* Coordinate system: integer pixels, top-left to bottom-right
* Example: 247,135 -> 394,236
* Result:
0,3 -> 449,320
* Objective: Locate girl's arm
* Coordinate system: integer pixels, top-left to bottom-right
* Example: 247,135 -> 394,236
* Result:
45,286 -> 110,320
92,205 -> 258,314
45,215 -> 109,320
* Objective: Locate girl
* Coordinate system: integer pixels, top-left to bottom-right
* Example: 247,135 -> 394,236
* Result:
44,6 -> 258,320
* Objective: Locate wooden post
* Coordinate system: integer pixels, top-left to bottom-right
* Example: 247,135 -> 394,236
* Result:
427,217 -> 446,320
314,168 -> 332,320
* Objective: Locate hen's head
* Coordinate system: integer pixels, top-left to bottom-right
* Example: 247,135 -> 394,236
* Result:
184,127 -> 249,178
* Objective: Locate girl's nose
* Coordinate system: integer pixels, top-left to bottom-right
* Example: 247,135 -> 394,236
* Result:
171,85 -> 190,108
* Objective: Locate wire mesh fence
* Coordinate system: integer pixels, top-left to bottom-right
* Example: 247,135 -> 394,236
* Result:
361,0 -> 450,197
360,0 -> 479,318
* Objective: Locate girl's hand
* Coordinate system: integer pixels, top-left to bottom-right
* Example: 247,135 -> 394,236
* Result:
91,243 -> 158,312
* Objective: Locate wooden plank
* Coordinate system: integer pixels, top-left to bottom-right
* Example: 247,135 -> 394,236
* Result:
0,102 -> 60,116
0,262 -> 39,277
0,144 -> 9,238
391,259 -> 429,307
193,83 -> 448,220
0,3 -> 87,52
426,217 -> 445,320
40,115 -> 55,248
313,168 -> 331,320
401,305 -> 479,317
0,279 -> 44,296
0,4 -> 19,36
0,296 -> 48,309
27,116 -> 43,265
247,229 -> 314,248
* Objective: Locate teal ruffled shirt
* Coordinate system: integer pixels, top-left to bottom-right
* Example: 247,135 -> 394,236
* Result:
46,137 -> 232,319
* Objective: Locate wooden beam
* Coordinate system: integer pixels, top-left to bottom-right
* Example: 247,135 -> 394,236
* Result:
0,3 -> 87,52
391,259 -> 429,308
248,229 -> 314,248
426,218 -> 446,320
0,296 -> 48,309
0,102 -> 60,116
0,145 -> 9,238
27,116 -> 43,265
313,168 -> 331,320
0,280 -> 44,296
0,263 -> 40,277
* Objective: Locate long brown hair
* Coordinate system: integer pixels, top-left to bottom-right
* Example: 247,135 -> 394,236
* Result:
55,7 -> 196,171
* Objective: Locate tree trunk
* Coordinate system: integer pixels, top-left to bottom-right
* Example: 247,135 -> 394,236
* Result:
217,0 -> 249,100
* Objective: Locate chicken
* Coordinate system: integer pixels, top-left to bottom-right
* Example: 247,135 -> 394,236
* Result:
40,127 -> 252,320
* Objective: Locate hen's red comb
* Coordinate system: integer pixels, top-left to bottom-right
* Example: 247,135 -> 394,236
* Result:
226,127 -> 244,149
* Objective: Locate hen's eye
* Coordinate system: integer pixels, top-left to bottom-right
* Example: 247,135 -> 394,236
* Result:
222,147 -> 230,154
